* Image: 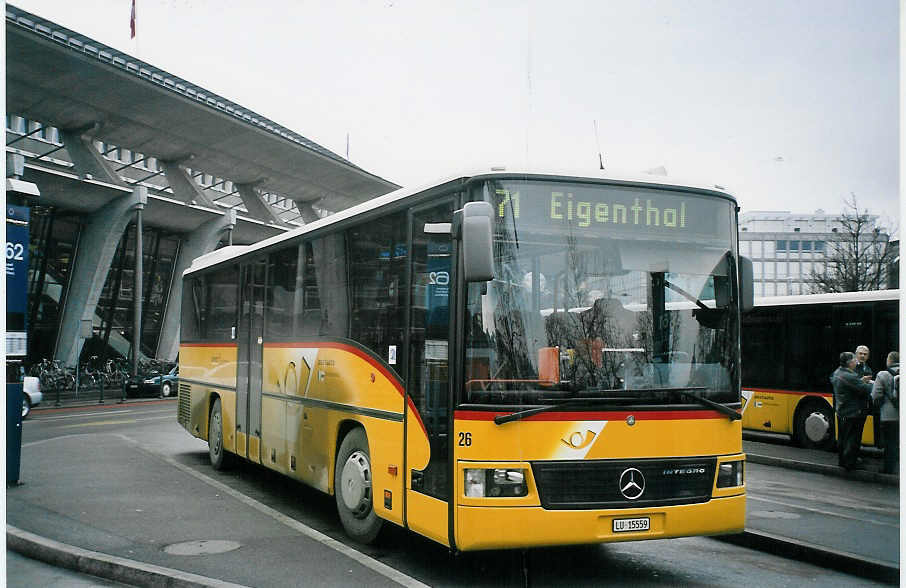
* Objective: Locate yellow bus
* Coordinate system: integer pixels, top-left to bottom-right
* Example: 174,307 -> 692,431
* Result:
741,289 -> 899,449
177,170 -> 751,551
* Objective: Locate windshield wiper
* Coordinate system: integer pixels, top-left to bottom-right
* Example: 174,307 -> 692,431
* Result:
677,389 -> 741,421
613,386 -> 740,421
665,280 -> 710,310
493,387 -> 741,425
494,397 -> 624,426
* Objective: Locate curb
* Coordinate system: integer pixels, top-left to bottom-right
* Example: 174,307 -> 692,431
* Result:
30,397 -> 176,415
7,525 -> 250,588
715,529 -> 899,585
746,453 -> 899,486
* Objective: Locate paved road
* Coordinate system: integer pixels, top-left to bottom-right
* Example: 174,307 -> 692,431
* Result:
8,401 -> 894,586
746,461 -> 898,565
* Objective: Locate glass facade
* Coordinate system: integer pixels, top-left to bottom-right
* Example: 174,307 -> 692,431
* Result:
26,207 -> 81,363
24,206 -> 182,366
85,223 -> 180,362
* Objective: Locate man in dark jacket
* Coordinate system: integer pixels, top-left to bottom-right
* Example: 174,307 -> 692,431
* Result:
855,345 -> 880,445
871,352 -> 899,474
832,351 -> 874,470
855,345 -> 874,380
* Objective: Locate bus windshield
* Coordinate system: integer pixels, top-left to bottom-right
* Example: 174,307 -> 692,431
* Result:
463,179 -> 739,407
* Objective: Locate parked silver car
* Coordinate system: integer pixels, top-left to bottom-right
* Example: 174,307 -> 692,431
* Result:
22,375 -> 42,419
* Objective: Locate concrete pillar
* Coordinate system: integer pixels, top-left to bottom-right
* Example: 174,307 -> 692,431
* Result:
54,186 -> 148,367
161,160 -> 218,208
296,200 -> 321,224
156,210 -> 237,361
60,127 -> 127,186
237,183 -> 284,225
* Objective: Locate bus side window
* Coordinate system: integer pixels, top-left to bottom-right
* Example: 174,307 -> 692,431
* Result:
207,266 -> 239,341
266,246 -> 299,340
308,234 -> 349,338
300,242 -> 321,337
181,276 -> 205,341
347,213 -> 407,364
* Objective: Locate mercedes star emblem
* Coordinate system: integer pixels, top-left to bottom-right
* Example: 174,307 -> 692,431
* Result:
619,468 -> 645,500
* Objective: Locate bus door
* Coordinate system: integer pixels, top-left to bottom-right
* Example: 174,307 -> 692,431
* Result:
405,200 -> 455,545
237,257 -> 267,463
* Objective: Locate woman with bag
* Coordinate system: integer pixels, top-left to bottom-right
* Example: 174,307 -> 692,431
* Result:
871,351 -> 899,475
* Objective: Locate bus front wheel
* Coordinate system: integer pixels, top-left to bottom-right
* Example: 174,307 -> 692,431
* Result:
335,428 -> 383,544
795,400 -> 835,450
208,397 -> 231,470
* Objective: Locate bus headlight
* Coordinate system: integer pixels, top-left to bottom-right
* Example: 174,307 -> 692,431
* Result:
464,468 -> 528,497
716,460 -> 744,488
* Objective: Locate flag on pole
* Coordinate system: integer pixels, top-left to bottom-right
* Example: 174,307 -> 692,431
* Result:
130,0 -> 136,38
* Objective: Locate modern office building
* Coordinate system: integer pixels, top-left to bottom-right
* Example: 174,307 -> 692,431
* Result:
738,210 -> 889,296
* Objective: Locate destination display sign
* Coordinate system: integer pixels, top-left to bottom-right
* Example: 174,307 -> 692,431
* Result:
486,180 -> 731,240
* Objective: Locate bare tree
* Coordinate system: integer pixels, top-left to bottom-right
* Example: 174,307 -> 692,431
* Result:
807,194 -> 896,293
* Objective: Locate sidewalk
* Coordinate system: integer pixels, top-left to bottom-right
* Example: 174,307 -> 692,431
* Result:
731,433 -> 900,584
743,431 -> 897,486
8,429 -> 425,588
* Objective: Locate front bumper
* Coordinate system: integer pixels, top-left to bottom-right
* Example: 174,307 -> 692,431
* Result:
455,493 -> 745,551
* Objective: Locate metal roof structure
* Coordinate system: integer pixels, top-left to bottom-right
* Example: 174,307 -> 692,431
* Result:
6,4 -> 399,220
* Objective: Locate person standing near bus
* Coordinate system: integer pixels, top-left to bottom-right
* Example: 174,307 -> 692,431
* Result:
871,352 -> 899,475
832,351 -> 874,470
855,345 -> 880,447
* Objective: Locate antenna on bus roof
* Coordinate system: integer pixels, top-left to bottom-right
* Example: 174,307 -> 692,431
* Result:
593,120 -> 604,170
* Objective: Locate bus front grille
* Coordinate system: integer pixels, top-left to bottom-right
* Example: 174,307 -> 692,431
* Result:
178,384 -> 191,425
531,457 -> 717,510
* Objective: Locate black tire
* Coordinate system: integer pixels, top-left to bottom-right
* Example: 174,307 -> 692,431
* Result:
161,381 -> 173,397
208,397 -> 231,470
335,428 -> 383,544
794,400 -> 835,450
21,396 -> 31,419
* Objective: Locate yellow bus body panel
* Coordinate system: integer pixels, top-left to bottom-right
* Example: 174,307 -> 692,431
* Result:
180,344 -> 237,390
407,490 -> 449,547
450,414 -> 744,550
454,413 -> 742,461
742,388 -> 876,446
741,388 -> 791,433
181,343 -> 745,550
455,494 -> 745,551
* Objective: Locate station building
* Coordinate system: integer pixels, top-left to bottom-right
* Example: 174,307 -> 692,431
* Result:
5,5 -> 399,368
738,210 -> 891,296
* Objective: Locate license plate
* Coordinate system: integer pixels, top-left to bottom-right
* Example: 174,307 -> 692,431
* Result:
613,517 -> 650,533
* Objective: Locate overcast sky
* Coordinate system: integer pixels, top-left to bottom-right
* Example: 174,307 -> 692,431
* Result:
10,0 -> 900,225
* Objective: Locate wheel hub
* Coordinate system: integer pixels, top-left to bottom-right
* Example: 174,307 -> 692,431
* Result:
340,450 -> 372,518
211,414 -> 222,455
804,411 -> 830,442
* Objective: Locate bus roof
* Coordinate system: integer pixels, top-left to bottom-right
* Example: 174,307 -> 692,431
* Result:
186,167 -> 737,276
755,289 -> 900,307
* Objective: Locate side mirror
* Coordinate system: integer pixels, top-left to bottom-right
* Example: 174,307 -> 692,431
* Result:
457,202 -> 495,283
738,255 -> 754,312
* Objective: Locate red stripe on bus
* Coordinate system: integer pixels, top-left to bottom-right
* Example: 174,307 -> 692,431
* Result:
263,341 -> 403,395
746,387 -> 832,398
272,342 -> 430,437
180,342 -> 238,348
407,396 -> 428,438
454,409 -> 732,422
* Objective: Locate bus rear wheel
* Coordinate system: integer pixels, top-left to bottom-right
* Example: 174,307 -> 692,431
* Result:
335,428 -> 383,544
795,400 -> 835,450
208,397 -> 231,470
